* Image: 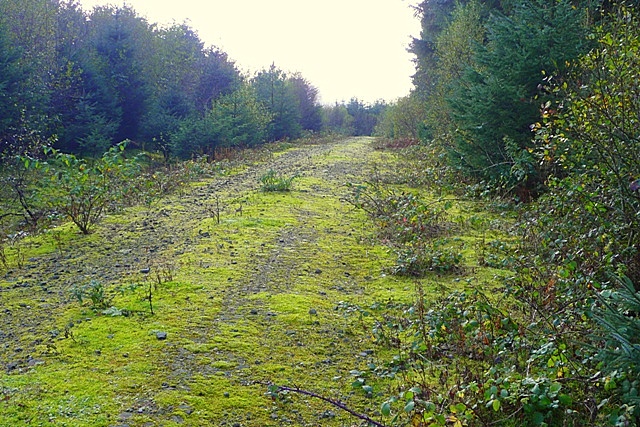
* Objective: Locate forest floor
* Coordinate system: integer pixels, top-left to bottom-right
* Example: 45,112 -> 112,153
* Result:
0,137 -> 430,426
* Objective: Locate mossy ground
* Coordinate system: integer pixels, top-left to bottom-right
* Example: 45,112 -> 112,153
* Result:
0,137 -> 513,426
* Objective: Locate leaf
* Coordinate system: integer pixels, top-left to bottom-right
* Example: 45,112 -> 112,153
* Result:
532,411 -> 545,425
492,399 -> 501,412
549,382 -> 562,394
404,400 -> 415,412
558,394 -> 573,405
381,402 -> 391,416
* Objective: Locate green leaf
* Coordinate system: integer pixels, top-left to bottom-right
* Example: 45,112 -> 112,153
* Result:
404,401 -> 415,412
381,402 -> 391,416
549,382 -> 562,394
492,399 -> 501,412
558,394 -> 572,405
532,411 -> 545,425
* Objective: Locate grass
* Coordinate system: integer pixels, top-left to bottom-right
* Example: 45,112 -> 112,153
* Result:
0,136 -> 515,426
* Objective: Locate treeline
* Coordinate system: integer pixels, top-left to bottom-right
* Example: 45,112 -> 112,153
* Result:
0,0 -> 386,161
374,0 -> 640,423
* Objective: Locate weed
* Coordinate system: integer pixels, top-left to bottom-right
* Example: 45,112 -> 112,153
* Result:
259,169 -> 296,192
71,280 -> 112,310
0,229 -> 6,269
51,230 -> 65,259
7,232 -> 25,269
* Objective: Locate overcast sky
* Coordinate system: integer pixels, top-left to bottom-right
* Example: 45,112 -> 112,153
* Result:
76,0 -> 421,104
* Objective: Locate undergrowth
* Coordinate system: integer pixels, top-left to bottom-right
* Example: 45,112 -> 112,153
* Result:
336,142 -> 631,426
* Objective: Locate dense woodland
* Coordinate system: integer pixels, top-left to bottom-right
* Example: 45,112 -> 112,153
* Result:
3,0 -> 640,425
0,0 -> 385,161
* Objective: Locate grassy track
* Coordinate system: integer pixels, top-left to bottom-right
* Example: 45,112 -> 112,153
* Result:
0,137 -> 433,426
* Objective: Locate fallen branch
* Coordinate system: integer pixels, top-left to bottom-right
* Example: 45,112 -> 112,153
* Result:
271,385 -> 390,427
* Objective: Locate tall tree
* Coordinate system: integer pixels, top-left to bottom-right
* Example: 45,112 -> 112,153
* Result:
448,0 -> 589,190
0,21 -> 30,157
88,5 -> 153,142
252,64 -> 302,141
289,74 -> 322,132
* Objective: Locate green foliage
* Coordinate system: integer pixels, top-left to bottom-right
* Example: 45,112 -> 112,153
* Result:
0,20 -> 27,156
392,238 -> 463,276
71,280 -> 112,310
210,84 -> 272,148
321,103 -> 354,135
374,93 -> 426,141
289,74 -> 322,132
259,169 -> 296,192
252,64 -> 302,141
448,0 -> 588,190
32,142 -> 140,234
171,84 -> 271,159
341,284 -> 593,426
347,177 -> 460,276
529,4 -> 640,282
595,275 -> 640,424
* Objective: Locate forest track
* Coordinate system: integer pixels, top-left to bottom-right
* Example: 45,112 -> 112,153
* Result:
0,136 -> 403,427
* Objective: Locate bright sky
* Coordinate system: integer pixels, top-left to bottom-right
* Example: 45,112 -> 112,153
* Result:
77,0 -> 421,104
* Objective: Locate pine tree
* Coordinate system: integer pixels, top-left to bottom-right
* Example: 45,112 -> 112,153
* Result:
448,0 -> 589,190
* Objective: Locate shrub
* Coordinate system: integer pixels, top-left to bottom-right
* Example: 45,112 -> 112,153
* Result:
392,239 -> 463,276
30,142 -> 140,234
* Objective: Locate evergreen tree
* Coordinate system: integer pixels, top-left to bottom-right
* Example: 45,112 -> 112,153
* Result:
0,21 -> 27,157
448,0 -> 589,190
252,65 -> 302,141
289,74 -> 322,132
88,6 -> 153,142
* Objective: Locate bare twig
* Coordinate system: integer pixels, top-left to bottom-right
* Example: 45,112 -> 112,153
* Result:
272,385 -> 390,427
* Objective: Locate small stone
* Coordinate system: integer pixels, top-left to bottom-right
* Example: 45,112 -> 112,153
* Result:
27,358 -> 43,367
140,268 -> 150,274
308,308 -> 317,315
6,361 -> 19,371
249,309 -> 258,315
314,269 -> 322,274
178,405 -> 193,415
156,331 -> 168,340
118,411 -> 134,420
107,334 -> 114,339
223,392 -> 230,398
95,350 -> 102,356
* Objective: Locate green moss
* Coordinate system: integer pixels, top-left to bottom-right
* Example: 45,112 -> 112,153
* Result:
0,137 -> 519,426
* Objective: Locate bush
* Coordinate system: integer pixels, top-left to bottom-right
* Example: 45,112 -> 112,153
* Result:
31,142 -> 140,234
392,239 -> 463,276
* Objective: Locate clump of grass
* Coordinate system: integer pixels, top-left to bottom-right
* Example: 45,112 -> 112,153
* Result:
259,169 -> 296,192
